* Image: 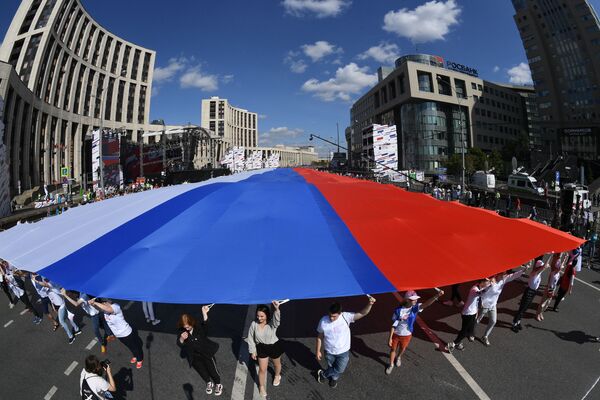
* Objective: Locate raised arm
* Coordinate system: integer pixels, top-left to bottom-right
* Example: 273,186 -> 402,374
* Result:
421,289 -> 444,310
60,288 -> 82,308
88,299 -> 114,314
354,296 -> 377,321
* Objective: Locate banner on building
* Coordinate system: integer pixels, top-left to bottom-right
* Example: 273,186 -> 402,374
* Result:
246,150 -> 263,170
371,125 -> 398,179
92,129 -> 123,191
221,146 -> 246,172
266,153 -> 280,168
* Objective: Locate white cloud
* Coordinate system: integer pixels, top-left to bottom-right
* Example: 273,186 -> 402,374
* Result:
301,62 -> 377,102
493,65 -> 500,73
383,0 -> 461,43
282,0 -> 351,18
153,57 -> 187,82
358,42 -> 400,65
301,40 -> 342,62
507,62 -> 533,85
222,74 -> 234,84
284,51 -> 308,73
180,67 -> 219,91
259,114 -> 268,119
260,126 -> 306,146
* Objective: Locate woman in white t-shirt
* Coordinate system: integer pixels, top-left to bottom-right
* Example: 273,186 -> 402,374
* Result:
90,298 -> 144,369
80,355 -> 116,400
62,290 -> 115,353
37,279 -> 81,343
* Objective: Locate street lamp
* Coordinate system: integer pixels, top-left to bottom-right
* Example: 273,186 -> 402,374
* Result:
436,76 -> 470,191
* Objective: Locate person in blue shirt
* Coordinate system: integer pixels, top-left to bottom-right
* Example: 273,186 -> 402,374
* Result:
386,289 -> 443,375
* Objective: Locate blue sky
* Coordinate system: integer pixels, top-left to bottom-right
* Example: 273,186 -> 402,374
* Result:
2,0 -> 599,156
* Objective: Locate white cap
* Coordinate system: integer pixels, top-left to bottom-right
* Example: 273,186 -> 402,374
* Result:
405,290 -> 420,300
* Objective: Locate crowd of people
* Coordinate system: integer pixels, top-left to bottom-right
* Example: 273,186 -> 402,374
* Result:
1,244 -> 598,399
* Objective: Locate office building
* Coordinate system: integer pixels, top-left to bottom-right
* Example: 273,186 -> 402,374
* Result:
201,97 -> 258,150
349,54 -> 535,174
513,0 -> 600,159
0,0 -> 158,216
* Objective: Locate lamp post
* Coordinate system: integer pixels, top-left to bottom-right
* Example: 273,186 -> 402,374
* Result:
436,76 -> 469,191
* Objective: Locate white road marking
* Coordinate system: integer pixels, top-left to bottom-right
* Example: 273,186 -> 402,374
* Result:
4,320 -> 13,328
64,361 -> 79,376
575,277 -> 600,292
86,339 -> 98,350
393,292 -> 491,400
124,300 -> 134,310
230,306 -> 256,400
20,309 -> 28,315
582,375 -> 600,400
43,386 -> 58,400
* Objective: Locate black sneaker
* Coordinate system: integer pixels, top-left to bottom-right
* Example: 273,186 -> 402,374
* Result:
329,379 -> 337,388
511,325 -> 519,333
317,369 -> 325,384
68,336 -> 75,344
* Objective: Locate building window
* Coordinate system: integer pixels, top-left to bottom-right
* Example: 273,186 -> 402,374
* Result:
397,74 -> 405,94
417,71 -> 433,92
454,79 -> 467,99
437,75 -> 452,95
471,82 -> 477,90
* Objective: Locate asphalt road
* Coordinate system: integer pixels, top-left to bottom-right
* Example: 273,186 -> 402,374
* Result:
0,266 -> 598,400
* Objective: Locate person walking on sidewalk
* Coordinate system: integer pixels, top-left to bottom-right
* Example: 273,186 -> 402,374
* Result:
177,306 -> 223,396
386,289 -> 443,374
142,301 -> 160,325
247,301 -> 284,397
512,258 -> 547,332
90,298 -> 144,369
61,290 -> 115,353
316,296 -> 376,388
478,265 -> 527,346
446,279 -> 491,352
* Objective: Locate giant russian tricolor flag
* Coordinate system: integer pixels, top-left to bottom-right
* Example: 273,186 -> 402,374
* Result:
0,168 -> 584,304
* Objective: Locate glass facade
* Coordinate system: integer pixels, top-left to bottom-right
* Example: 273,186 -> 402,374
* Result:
401,102 -> 467,174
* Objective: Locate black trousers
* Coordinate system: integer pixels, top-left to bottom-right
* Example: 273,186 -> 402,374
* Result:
1,281 -> 15,304
192,354 -> 221,384
553,287 -> 568,310
119,329 -> 144,361
19,292 -> 41,318
454,314 -> 476,344
451,284 -> 462,302
513,288 -> 536,325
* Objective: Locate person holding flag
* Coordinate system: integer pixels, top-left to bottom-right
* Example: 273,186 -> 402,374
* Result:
386,289 -> 443,375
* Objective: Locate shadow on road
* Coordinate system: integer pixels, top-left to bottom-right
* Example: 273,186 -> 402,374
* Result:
526,324 -> 599,344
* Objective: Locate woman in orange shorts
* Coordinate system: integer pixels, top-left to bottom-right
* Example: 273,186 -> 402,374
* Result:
386,289 -> 443,375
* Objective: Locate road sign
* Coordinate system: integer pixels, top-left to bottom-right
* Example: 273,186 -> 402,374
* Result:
60,167 -> 69,177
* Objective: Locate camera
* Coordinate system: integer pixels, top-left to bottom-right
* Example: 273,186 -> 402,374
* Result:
100,359 -> 111,369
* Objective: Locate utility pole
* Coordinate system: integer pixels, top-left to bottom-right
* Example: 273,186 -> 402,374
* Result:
336,122 -> 340,153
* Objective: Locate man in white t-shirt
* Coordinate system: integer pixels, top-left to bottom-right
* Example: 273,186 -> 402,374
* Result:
80,355 -> 116,399
315,296 -> 376,388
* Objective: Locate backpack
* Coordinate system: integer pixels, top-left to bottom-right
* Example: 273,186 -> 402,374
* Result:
81,377 -> 102,400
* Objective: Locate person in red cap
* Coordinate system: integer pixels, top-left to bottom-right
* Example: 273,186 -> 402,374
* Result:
386,289 -> 443,375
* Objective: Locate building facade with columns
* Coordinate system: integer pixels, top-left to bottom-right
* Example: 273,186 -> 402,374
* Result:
0,0 -> 157,215
200,96 -> 258,149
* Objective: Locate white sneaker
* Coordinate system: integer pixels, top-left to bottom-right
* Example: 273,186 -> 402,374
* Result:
482,336 -> 490,346
446,342 -> 455,352
9,302 -> 14,309
145,318 -> 151,323
395,356 -> 402,367
151,319 -> 161,326
385,364 -> 394,375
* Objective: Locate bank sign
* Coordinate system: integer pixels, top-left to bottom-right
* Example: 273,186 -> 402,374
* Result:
445,61 -> 479,77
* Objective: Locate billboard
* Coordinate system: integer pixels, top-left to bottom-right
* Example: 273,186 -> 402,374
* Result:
371,124 -> 398,179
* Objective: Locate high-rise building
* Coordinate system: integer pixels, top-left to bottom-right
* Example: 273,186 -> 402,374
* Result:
348,54 -> 535,174
0,0 -> 158,215
200,97 -> 258,150
512,0 -> 600,159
